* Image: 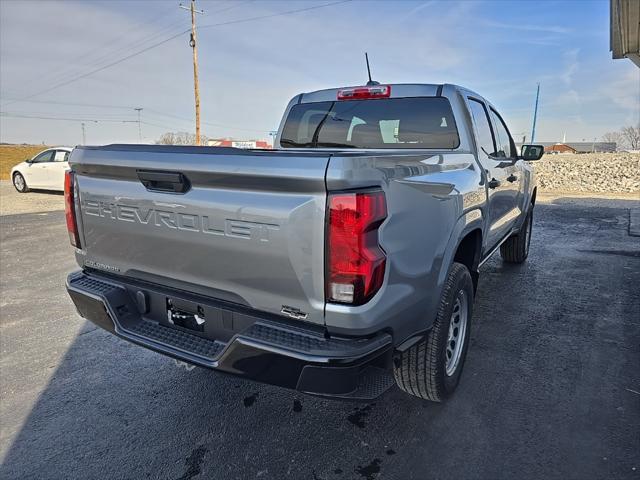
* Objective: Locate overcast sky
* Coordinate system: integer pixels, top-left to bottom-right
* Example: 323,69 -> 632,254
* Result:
1,0 -> 638,146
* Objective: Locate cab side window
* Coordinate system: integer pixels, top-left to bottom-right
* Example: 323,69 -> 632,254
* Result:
467,98 -> 496,157
31,151 -> 54,163
489,109 -> 515,159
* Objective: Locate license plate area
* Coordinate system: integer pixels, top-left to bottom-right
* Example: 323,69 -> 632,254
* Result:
124,282 -> 258,343
167,298 -> 205,333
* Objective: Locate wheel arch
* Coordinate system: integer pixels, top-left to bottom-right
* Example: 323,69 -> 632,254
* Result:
437,209 -> 484,293
11,168 -> 29,192
12,169 -> 25,183
453,228 -> 482,291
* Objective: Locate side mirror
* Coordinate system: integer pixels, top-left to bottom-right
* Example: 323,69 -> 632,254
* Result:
520,144 -> 544,161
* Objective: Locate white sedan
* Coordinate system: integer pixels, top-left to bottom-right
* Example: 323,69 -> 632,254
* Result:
11,147 -> 73,193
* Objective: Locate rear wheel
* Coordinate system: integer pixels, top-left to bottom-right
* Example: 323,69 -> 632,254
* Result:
500,208 -> 533,264
393,262 -> 474,402
12,172 -> 29,193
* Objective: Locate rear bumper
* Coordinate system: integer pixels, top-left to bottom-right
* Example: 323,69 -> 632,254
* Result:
66,270 -> 394,400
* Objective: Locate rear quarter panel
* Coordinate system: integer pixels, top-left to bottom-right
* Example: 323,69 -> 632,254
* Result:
324,152 -> 485,343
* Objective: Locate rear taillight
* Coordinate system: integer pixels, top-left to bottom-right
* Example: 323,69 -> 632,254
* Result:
64,170 -> 80,248
337,85 -> 391,100
327,190 -> 387,305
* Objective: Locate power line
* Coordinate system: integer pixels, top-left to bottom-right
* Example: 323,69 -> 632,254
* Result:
22,0 -> 258,97
145,108 -> 269,133
2,0 -> 352,107
3,18 -> 188,106
0,113 -> 139,123
1,109 -> 138,119
15,5 -> 180,95
64,18 -> 190,77
0,99 -> 135,109
0,103 -> 271,133
0,112 -> 269,141
0,28 -> 189,108
205,0 -> 254,15
1,0 -> 253,106
140,120 -> 180,131
199,0 -> 351,30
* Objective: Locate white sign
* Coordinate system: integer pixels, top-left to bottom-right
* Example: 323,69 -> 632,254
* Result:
232,141 -> 256,149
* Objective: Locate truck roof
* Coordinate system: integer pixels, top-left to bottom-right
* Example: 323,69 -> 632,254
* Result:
298,83 -> 484,104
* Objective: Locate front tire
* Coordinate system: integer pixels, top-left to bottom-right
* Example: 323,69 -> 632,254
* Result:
12,172 -> 29,193
393,262 -> 474,402
500,208 -> 533,264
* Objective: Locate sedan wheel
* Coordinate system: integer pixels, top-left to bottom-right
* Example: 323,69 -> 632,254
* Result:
13,172 -> 29,193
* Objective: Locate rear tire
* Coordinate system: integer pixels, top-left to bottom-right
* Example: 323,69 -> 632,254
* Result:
393,262 -> 474,402
500,208 -> 533,264
12,172 -> 29,193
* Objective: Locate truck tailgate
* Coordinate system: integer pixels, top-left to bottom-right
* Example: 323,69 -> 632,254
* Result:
70,145 -> 329,325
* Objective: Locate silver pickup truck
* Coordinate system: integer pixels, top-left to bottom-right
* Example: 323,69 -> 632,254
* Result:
65,83 -> 544,402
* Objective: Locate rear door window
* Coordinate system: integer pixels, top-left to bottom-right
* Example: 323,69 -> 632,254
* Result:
467,98 -> 496,157
280,97 -> 460,149
54,150 -> 69,162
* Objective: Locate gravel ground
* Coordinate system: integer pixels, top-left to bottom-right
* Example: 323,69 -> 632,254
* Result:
0,181 -> 63,216
537,192 -> 640,209
533,152 -> 640,194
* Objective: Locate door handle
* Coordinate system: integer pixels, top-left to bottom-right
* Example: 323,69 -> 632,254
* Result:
137,170 -> 191,193
507,174 -> 518,183
487,178 -> 501,189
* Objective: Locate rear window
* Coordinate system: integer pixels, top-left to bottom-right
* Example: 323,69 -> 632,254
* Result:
280,97 -> 460,149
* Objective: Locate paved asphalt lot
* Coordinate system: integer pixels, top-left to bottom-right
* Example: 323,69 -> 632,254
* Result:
0,190 -> 639,480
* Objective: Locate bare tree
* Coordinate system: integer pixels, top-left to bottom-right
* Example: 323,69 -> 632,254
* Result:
601,131 -> 623,150
156,131 -> 210,145
156,132 -> 178,145
620,125 -> 640,150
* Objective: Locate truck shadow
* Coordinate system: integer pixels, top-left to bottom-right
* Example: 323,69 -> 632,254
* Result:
0,328 -> 444,479
1,200 -> 639,480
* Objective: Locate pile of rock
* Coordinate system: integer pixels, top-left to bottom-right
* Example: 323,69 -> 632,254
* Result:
532,152 -> 640,194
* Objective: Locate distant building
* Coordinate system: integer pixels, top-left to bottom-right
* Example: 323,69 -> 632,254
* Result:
545,143 -> 577,154
517,142 -> 617,153
208,138 -> 272,149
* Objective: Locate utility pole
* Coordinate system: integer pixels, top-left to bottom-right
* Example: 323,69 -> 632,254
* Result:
530,83 -> 540,143
180,1 -> 204,145
134,107 -> 143,143
81,122 -> 86,145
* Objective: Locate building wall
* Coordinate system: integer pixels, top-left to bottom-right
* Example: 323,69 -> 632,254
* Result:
545,144 -> 577,153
